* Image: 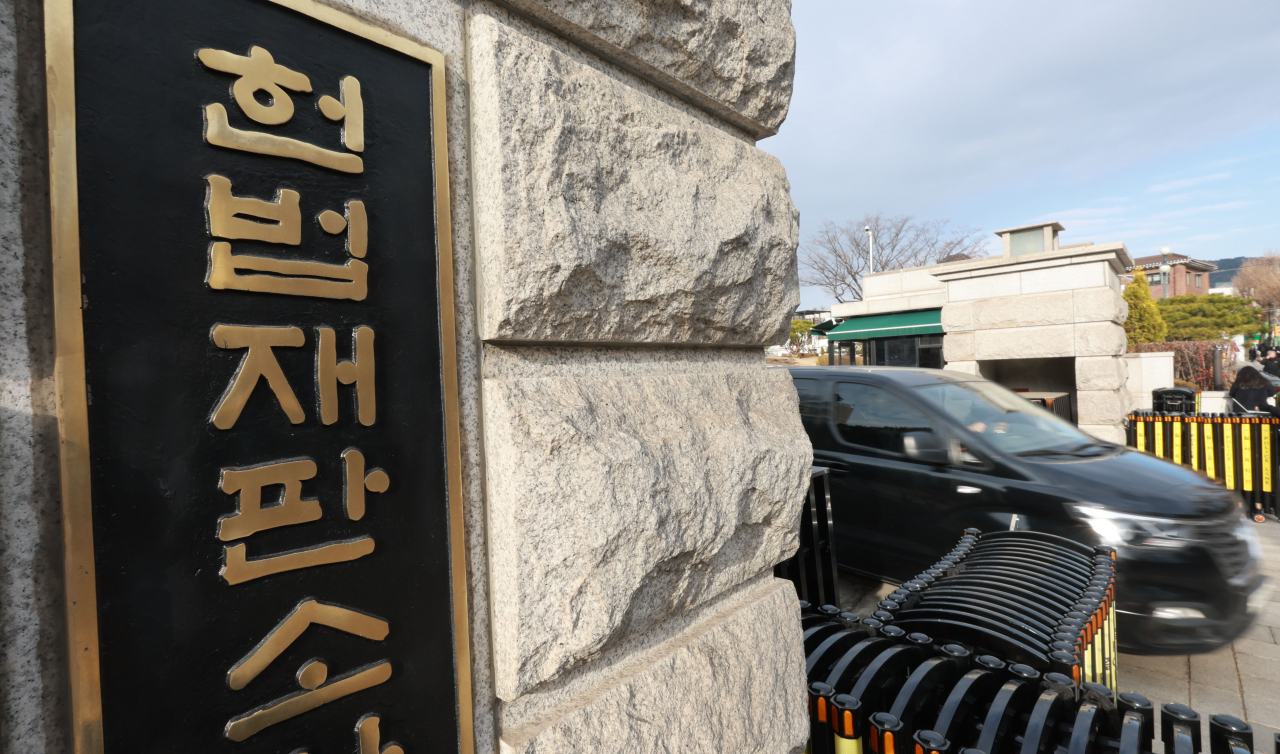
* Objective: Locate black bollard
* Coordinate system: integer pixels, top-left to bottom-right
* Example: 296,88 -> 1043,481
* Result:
809,681 -> 836,754
1208,715 -> 1252,754
1162,703 -> 1203,754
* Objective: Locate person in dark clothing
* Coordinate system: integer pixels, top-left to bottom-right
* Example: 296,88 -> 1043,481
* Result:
1263,351 -> 1280,378
1229,366 -> 1280,416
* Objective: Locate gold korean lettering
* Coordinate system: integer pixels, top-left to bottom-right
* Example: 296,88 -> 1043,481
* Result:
228,599 -> 388,688
218,459 -> 320,541
208,242 -> 368,300
224,600 -> 391,740
318,76 -> 365,152
318,327 -> 375,425
199,45 -> 363,173
204,105 -> 364,173
206,190 -> 369,300
342,449 -> 390,521
197,46 -> 311,125
206,175 -> 301,244
211,325 -> 305,429
357,715 -> 404,754
221,537 -> 375,585
318,199 -> 368,257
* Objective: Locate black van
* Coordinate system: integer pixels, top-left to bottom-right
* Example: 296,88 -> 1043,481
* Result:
788,365 -> 1266,654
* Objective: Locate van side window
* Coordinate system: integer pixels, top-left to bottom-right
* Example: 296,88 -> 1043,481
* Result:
834,382 -> 937,454
792,377 -> 827,436
792,378 -> 821,404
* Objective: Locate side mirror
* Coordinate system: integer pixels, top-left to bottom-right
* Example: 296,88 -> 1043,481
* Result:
903,431 -> 949,465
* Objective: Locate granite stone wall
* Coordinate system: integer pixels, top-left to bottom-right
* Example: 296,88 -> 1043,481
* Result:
1,0 -> 68,750
0,0 -> 809,752
470,3 -> 809,750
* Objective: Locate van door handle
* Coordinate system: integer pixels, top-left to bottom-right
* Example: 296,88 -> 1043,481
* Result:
956,486 -> 982,494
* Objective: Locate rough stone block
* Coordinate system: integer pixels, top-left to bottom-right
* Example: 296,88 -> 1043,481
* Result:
947,273 -> 1021,302
1124,352 -> 1175,403
1073,286 -> 1127,324
1074,321 -> 1127,357
944,360 -> 980,376
941,301 -> 973,332
943,331 -> 974,362
899,268 -> 946,294
493,0 -> 796,135
864,271 -> 903,297
1104,263 -> 1123,293
470,16 -> 800,346
1,0 -> 69,749
1081,424 -> 1126,445
973,291 -> 1073,330
907,292 -> 948,310
1076,356 -> 1127,391
1077,389 -> 1128,426
974,325 -> 1075,360
1020,261 -> 1105,294
498,578 -> 808,754
484,359 -> 811,698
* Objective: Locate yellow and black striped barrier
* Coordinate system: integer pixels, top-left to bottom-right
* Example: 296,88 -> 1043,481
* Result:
1127,411 -> 1277,520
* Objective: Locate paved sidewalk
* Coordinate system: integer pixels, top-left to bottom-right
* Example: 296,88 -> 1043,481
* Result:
1119,517 -> 1280,747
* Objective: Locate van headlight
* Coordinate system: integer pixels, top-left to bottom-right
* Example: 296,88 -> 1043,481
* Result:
1067,504 -> 1190,549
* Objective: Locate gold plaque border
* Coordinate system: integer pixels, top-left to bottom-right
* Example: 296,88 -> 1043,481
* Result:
42,2 -> 473,752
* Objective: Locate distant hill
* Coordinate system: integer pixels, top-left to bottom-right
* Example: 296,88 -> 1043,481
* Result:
1209,256 -> 1254,287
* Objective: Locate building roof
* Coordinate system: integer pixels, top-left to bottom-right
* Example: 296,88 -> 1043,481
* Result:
992,221 -> 1065,236
1128,253 -> 1217,272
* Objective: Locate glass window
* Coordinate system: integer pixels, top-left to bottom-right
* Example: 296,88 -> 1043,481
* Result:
918,346 -> 943,370
792,377 -> 821,403
1009,229 -> 1044,256
884,338 -> 916,366
1195,273 -> 1203,287
834,382 -> 938,453
916,379 -> 1102,455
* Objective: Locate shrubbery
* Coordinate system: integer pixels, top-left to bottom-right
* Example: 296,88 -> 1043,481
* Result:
1132,340 -> 1238,389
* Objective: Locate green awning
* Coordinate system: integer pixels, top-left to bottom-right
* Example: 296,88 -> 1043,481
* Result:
810,318 -> 842,335
826,309 -> 943,340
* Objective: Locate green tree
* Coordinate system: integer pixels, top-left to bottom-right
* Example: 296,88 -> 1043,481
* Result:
1157,294 -> 1262,341
788,319 -> 814,356
1122,270 -> 1167,348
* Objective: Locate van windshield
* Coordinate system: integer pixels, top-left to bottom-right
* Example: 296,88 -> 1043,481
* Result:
915,380 -> 1102,456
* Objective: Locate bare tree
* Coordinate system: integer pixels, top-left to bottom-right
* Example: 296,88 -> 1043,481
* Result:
1233,250 -> 1280,307
799,213 -> 991,303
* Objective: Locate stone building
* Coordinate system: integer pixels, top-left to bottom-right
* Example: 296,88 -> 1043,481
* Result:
0,1 -> 811,753
828,221 -> 1134,442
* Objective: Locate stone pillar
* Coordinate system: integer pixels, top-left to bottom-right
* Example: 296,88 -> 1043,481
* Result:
937,248 -> 1133,444
469,3 -> 810,751
0,0 -> 811,752
1,0 -> 69,750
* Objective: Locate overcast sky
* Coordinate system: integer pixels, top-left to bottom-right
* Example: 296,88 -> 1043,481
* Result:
760,1 -> 1280,310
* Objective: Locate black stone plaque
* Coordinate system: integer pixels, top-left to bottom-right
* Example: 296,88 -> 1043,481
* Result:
49,1 -> 464,752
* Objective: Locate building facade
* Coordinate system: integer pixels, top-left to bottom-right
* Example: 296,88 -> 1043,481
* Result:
827,222 -> 1133,442
1127,253 -> 1218,299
